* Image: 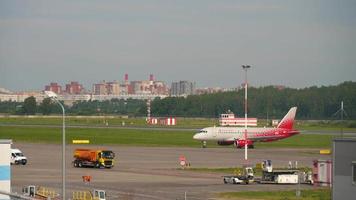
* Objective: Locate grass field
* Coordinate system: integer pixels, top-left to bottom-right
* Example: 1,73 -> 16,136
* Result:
0,116 -> 355,131
0,126 -> 199,147
0,125 -> 337,148
218,189 -> 331,200
0,116 -> 217,128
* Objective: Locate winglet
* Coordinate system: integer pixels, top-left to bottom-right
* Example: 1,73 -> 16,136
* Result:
277,107 -> 297,129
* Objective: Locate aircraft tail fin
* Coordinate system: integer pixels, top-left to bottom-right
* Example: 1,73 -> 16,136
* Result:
277,107 -> 297,129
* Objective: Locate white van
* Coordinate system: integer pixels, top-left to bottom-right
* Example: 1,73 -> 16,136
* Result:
11,148 -> 27,165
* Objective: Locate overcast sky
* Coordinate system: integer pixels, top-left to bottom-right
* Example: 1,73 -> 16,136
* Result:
1,0 -> 356,91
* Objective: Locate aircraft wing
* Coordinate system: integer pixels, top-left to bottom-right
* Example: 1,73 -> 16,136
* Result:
225,137 -> 238,142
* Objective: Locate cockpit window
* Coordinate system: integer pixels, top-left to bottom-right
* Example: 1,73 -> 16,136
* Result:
199,130 -> 208,133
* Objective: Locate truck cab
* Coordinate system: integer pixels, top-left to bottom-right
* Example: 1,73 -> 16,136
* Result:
99,151 -> 115,168
11,148 -> 27,165
93,190 -> 106,200
22,185 -> 36,197
262,160 -> 273,172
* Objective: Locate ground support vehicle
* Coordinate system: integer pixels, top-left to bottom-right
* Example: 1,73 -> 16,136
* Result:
223,167 -> 254,184
259,169 -> 299,184
72,190 -> 106,200
11,148 -> 27,165
258,160 -> 299,184
22,185 -> 60,199
73,149 -> 115,168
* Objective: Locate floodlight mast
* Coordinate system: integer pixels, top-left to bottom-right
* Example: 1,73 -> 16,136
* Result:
45,91 -> 66,200
242,65 -> 251,161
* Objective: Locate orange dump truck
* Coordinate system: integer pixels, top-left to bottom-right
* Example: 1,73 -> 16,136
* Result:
73,149 -> 115,168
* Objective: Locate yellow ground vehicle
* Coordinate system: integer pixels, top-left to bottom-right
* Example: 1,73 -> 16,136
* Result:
22,185 -> 60,199
72,190 -> 106,200
73,149 -> 115,168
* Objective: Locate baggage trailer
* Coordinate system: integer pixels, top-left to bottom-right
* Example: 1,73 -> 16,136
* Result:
72,189 -> 106,200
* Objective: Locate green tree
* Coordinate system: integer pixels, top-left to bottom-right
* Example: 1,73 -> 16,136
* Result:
0,100 -> 22,114
23,96 -> 37,115
1,82 -> 355,119
40,98 -> 54,115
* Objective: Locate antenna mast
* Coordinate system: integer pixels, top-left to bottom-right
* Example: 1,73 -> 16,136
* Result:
333,101 -> 347,138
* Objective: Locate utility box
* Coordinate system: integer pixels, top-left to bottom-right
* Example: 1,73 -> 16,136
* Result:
333,138 -> 356,200
0,139 -> 11,200
312,159 -> 332,187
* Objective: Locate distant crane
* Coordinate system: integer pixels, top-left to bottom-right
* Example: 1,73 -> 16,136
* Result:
333,101 -> 348,137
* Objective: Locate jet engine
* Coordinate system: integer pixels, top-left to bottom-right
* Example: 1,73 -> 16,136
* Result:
234,140 -> 254,149
217,141 -> 235,146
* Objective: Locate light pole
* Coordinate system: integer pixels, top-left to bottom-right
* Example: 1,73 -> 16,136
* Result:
242,65 -> 251,161
45,91 -> 66,200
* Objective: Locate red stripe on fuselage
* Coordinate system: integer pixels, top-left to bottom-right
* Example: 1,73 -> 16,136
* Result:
252,129 -> 299,142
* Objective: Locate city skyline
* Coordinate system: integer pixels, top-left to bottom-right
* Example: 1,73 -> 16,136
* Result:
1,1 -> 356,91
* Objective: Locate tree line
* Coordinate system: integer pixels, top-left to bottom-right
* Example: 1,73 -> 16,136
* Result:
152,81 -> 356,119
0,81 -> 355,119
0,97 -> 147,116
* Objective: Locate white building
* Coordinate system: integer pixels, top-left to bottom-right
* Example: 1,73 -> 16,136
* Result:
0,92 -> 44,102
219,112 -> 257,126
0,89 -> 169,105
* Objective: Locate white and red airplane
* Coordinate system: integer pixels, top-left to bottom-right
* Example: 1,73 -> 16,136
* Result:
193,107 -> 299,148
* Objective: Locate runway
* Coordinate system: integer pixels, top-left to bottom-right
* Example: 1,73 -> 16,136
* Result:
11,143 -> 331,199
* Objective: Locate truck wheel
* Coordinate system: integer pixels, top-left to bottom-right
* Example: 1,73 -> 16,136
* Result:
233,179 -> 236,184
21,160 -> 27,165
73,162 -> 78,167
95,162 -> 100,168
78,162 -> 82,168
223,179 -> 227,184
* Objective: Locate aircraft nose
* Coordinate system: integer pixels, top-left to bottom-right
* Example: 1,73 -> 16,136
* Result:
193,133 -> 201,140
